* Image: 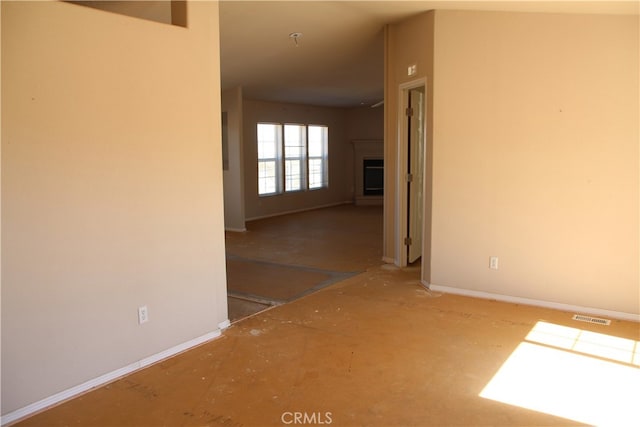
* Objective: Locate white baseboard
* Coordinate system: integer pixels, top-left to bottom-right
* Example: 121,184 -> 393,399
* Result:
428,284 -> 640,322
224,226 -> 247,232
245,201 -> 353,222
382,256 -> 396,264
1,329 -> 224,426
218,319 -> 231,330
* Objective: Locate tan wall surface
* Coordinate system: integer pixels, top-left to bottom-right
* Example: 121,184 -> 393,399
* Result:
222,86 -> 246,231
345,106 -> 384,142
432,10 -> 639,314
70,1 -> 173,25
1,0 -> 227,413
0,0 -> 3,411
242,99 -> 352,220
345,105 -> 385,197
384,12 -> 434,275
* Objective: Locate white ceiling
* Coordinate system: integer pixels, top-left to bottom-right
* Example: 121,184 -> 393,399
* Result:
219,1 -> 638,107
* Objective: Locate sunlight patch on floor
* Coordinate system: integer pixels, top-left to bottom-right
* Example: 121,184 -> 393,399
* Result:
526,321 -> 639,365
480,321 -> 640,426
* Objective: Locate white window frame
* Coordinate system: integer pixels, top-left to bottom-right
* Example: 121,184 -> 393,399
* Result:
256,123 -> 328,196
257,123 -> 282,196
284,124 -> 307,192
307,125 -> 329,190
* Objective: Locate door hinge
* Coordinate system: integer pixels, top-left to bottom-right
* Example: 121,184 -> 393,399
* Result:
405,107 -> 414,117
404,237 -> 412,246
406,173 -> 413,182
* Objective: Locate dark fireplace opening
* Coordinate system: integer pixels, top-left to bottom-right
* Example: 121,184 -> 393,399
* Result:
363,158 -> 384,196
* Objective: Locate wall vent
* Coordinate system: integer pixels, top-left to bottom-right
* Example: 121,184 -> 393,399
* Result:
572,314 -> 611,326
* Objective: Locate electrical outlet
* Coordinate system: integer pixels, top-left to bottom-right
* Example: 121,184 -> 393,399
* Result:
489,256 -> 499,270
138,306 -> 149,324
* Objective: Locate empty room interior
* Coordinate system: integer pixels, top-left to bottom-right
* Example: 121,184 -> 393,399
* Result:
1,1 -> 638,426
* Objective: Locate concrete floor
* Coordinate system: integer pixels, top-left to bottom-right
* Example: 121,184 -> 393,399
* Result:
225,204 -> 384,272
225,205 -> 383,322
14,205 -> 640,426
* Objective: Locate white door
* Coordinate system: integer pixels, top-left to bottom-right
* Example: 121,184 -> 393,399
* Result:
407,87 -> 425,263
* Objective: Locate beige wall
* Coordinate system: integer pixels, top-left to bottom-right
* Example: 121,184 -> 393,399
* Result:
0,0 -> 3,412
70,1 -> 173,25
242,99 -> 353,220
431,11 -> 639,314
384,12 -> 435,273
1,0 -> 227,414
345,105 -> 385,198
345,106 -> 384,142
222,86 -> 246,231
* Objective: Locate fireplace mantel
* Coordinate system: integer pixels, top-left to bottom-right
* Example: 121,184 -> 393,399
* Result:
352,140 -> 383,206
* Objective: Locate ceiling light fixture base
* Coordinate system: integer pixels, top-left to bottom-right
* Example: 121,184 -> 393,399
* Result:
289,32 -> 303,47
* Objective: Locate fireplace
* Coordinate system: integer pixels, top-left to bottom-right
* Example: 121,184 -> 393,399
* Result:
363,159 -> 384,196
352,140 -> 383,206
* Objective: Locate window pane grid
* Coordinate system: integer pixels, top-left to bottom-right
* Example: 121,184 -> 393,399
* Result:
284,124 -> 306,192
285,160 -> 302,191
308,158 -> 323,189
257,123 -> 327,196
258,160 -> 277,195
308,125 -> 328,189
257,123 -> 281,195
257,123 -> 278,159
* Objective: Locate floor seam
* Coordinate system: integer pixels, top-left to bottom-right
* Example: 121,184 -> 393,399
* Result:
226,253 -> 361,276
